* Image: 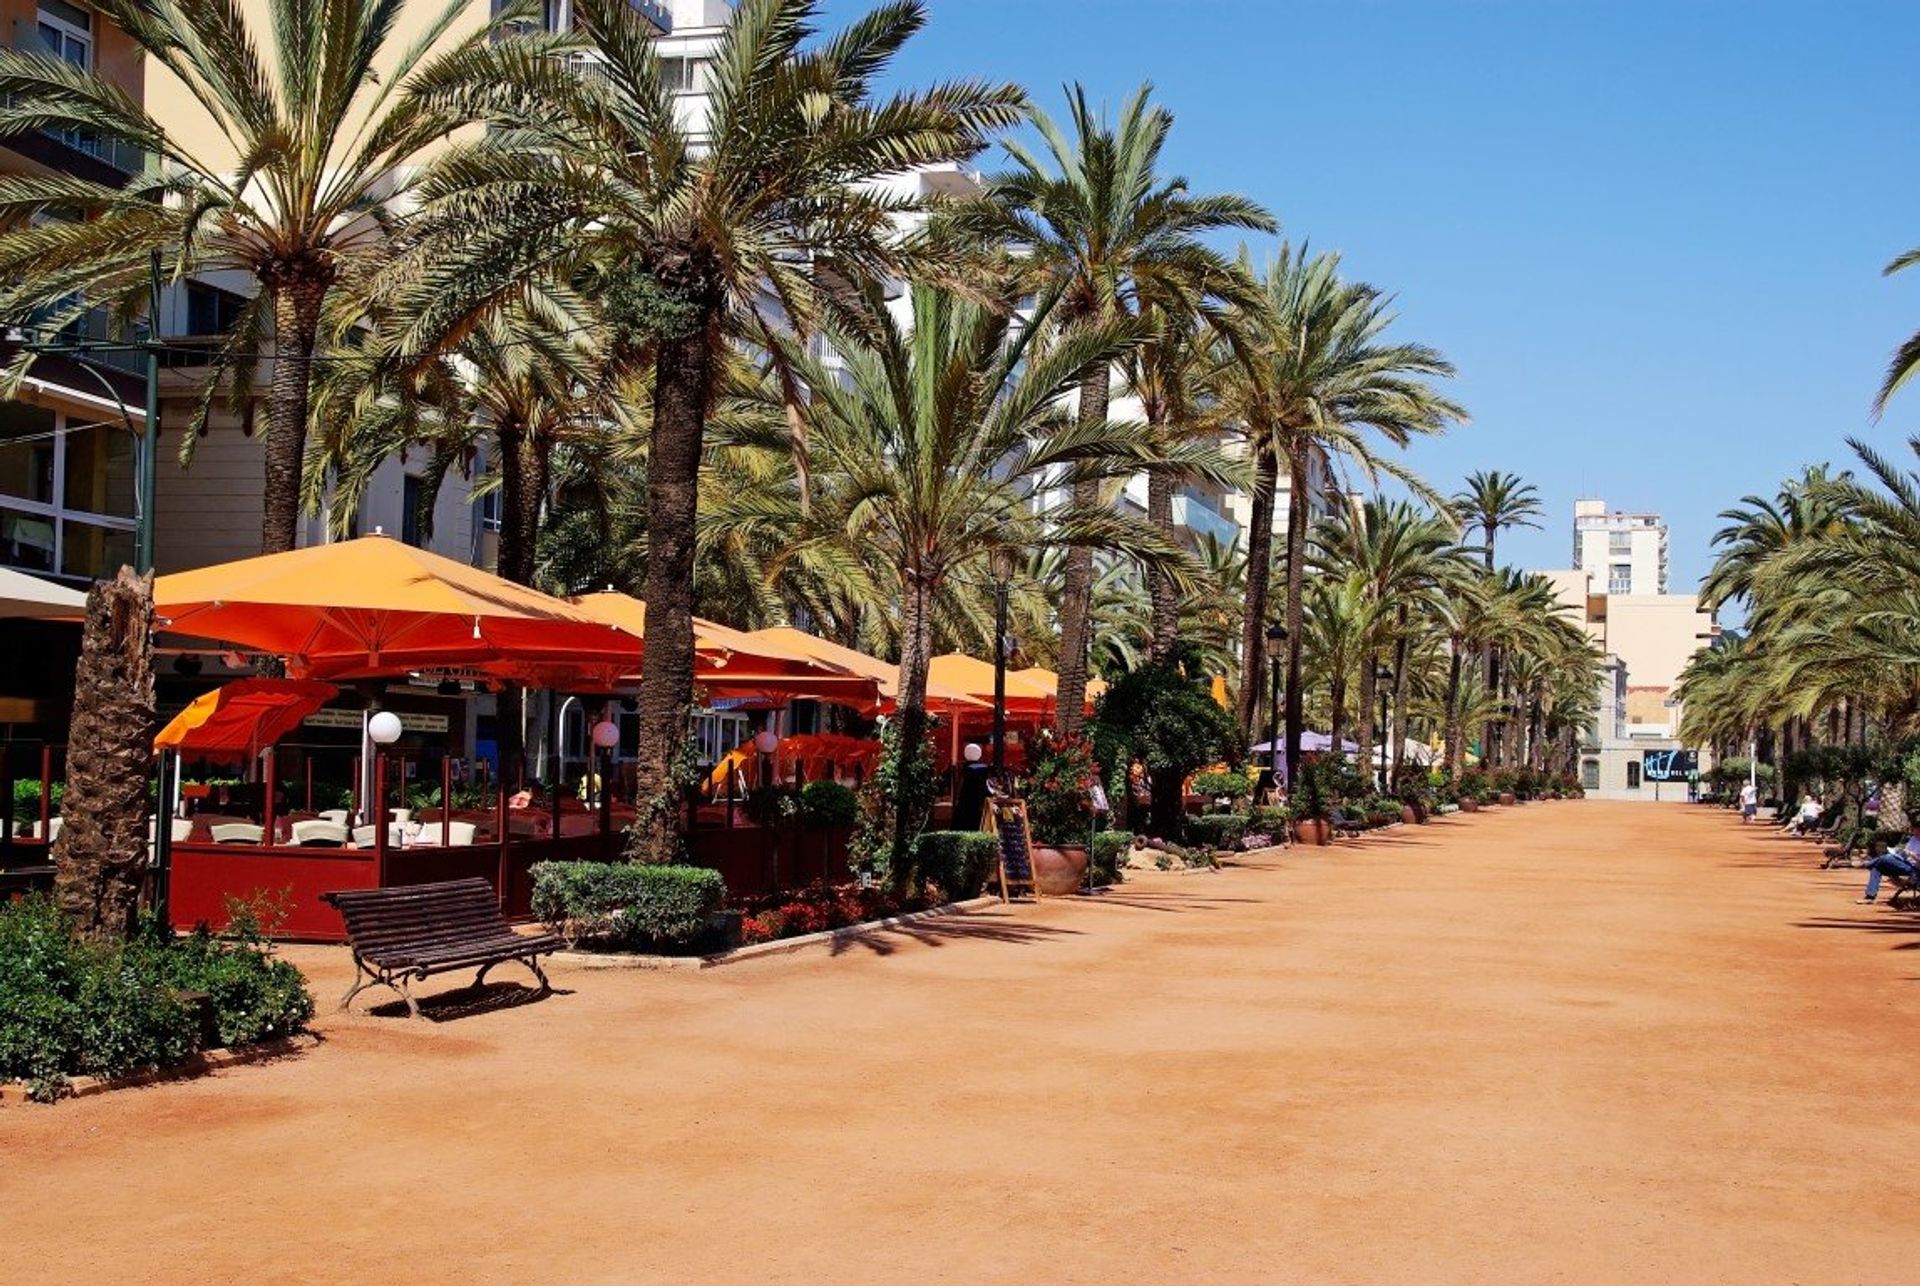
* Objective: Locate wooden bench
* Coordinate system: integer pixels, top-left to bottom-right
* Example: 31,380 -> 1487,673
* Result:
1327,807 -> 1368,840
320,879 -> 561,1018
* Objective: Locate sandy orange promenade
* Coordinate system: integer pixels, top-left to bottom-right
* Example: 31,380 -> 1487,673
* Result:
4,801 -> 1918,1283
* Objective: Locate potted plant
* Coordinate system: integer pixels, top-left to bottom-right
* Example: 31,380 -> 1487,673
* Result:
1025,736 -> 1098,894
1192,768 -> 1253,814
1290,762 -> 1331,846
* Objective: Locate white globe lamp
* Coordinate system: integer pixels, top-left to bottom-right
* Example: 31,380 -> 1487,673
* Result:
368,711 -> 404,745
591,719 -> 620,750
962,742 -> 983,763
753,728 -> 780,756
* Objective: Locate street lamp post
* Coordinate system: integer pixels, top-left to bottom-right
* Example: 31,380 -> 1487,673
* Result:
1265,622 -> 1287,784
1376,664 -> 1394,792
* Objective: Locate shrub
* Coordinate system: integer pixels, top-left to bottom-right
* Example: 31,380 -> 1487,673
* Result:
915,831 -> 1000,902
0,897 -> 313,1100
1088,656 -> 1241,836
529,861 -> 726,951
850,715 -> 940,888
798,780 -> 859,828
11,779 -> 63,828
1025,735 -> 1100,845
1089,831 -> 1133,886
1192,769 -> 1252,804
1248,805 -> 1290,835
1183,814 -> 1247,852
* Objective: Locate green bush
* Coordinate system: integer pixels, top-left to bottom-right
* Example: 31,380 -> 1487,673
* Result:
1089,831 -> 1132,886
529,861 -> 726,951
1192,769 -> 1252,803
0,898 -> 313,1100
914,831 -> 1000,902
1248,805 -> 1290,835
1183,814 -> 1248,851
798,780 -> 859,828
11,779 -> 63,828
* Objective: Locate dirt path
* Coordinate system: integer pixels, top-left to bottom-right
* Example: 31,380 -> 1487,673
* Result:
5,802 -> 1918,1283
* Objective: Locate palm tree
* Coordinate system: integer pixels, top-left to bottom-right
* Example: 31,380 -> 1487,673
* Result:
0,0 -> 494,552
1299,571 -> 1377,758
716,280 -> 1200,889
1875,247 -> 1920,415
402,0 -> 1025,860
1217,244 -> 1464,784
950,82 -> 1273,736
1452,470 -> 1542,569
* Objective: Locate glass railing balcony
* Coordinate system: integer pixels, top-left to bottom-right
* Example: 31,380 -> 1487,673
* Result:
40,125 -> 145,176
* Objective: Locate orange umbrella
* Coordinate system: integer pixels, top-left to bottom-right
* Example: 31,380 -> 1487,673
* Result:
745,627 -> 991,717
568,594 -> 882,707
928,654 -> 1056,718
154,679 -> 340,755
154,535 -> 640,685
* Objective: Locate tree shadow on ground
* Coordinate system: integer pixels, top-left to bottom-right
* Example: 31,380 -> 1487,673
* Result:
1791,914 -> 1920,951
1080,887 -> 1260,914
826,914 -> 1079,958
364,978 -> 570,1022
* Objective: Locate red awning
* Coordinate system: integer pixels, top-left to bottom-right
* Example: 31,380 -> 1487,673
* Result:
154,679 -> 341,755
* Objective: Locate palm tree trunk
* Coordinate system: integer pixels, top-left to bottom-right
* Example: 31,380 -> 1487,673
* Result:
888,569 -> 936,893
627,307 -> 718,864
1356,661 -> 1377,779
260,280 -> 329,553
1442,643 -> 1464,775
1282,439 -> 1310,787
1235,434 -> 1278,745
53,568 -> 156,941
1389,608 -> 1410,790
1055,365 -> 1110,739
1328,677 -> 1348,760
493,423 -> 547,787
1146,464 -> 1179,663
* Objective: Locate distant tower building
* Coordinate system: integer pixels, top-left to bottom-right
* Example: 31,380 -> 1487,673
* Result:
1572,498 -> 1668,596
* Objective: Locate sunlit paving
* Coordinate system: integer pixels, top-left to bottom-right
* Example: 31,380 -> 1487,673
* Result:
1,0 -> 1916,1281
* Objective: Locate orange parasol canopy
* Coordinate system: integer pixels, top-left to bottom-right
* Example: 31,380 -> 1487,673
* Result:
154,678 -> 340,755
154,535 -> 640,685
745,627 -> 991,716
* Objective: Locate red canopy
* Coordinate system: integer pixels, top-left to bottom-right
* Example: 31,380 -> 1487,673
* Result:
154,679 -> 341,756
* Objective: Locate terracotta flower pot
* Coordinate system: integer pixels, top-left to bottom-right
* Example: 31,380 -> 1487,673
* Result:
1292,818 -> 1330,846
1399,805 -> 1418,825
1033,843 -> 1089,895
1460,798 -> 1480,813
1499,792 -> 1516,806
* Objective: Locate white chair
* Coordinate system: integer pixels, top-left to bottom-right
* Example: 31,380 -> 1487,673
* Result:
318,809 -> 349,827
291,820 -> 350,847
173,817 -> 194,842
31,817 -> 62,842
350,823 -> 408,849
390,809 -> 413,826
414,820 -> 478,847
210,823 -> 264,844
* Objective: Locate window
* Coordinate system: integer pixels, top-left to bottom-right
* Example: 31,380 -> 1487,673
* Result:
0,401 -> 135,580
185,282 -> 246,336
401,475 -> 424,548
659,56 -> 707,93
1607,562 -> 1631,594
37,0 -> 92,68
1608,531 -> 1632,555
477,486 -> 501,534
1582,759 -> 1600,790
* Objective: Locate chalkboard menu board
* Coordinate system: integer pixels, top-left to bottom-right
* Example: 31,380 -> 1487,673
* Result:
985,798 -> 1038,901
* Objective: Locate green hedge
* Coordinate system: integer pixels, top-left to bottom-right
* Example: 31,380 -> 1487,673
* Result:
914,831 -> 1000,902
1184,814 -> 1248,851
0,897 -> 313,1100
1090,831 -> 1132,886
799,780 -> 859,828
11,780 -> 63,829
529,862 -> 726,951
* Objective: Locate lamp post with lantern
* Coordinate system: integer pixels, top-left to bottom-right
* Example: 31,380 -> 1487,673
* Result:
1375,664 -> 1394,792
1265,622 -> 1288,786
990,548 -> 1015,781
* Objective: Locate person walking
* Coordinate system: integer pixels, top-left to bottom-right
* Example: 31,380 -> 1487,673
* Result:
1739,779 -> 1758,824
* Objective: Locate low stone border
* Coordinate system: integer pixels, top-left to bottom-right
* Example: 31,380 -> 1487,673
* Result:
552,895 -> 1004,971
0,1032 -> 321,1105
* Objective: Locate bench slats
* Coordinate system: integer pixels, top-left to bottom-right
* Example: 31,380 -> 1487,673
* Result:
321,879 -> 560,1016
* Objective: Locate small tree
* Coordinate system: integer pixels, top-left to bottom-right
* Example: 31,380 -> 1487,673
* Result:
1090,656 -> 1238,840
53,567 -> 156,941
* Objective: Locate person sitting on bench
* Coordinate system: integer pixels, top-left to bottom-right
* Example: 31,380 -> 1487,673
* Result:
1784,795 -> 1822,836
1858,826 -> 1920,904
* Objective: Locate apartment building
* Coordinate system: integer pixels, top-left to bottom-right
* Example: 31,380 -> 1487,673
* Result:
1537,500 -> 1714,795
1573,497 -> 1668,595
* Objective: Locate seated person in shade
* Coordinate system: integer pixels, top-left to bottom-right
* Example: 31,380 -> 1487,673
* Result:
1784,795 -> 1822,836
508,788 -> 535,810
1859,826 -> 1920,904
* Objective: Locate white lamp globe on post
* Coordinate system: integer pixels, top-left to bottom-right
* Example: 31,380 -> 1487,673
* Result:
753,727 -> 780,789
963,742 -> 983,763
591,720 -> 620,750
368,711 -> 404,746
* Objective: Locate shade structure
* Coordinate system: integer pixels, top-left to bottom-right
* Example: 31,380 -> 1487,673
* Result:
153,535 -> 641,686
0,565 -> 86,620
154,678 -> 340,756
568,595 -> 881,707
1013,666 -> 1108,706
745,627 -> 990,717
928,654 -> 1058,720
1250,731 -> 1358,755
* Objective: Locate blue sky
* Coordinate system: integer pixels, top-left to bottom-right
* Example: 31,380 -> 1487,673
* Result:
838,0 -> 1918,591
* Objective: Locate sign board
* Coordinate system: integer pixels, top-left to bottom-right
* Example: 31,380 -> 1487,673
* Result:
984,797 -> 1038,902
1641,749 -> 1698,783
302,709 -> 450,734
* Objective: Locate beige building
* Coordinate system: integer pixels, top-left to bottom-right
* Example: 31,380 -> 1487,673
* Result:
1573,497 -> 1668,595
